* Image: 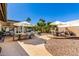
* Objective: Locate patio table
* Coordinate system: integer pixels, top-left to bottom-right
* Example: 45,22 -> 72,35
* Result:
13,33 -> 26,40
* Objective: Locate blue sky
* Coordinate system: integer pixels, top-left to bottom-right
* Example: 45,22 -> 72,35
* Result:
7,3 -> 79,24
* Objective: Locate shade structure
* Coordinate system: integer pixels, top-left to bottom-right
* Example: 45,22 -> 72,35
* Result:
13,21 -> 31,27
50,21 -> 66,26
50,23 -> 57,26
58,24 -> 71,27
57,22 -> 79,28
53,21 -> 65,25
13,21 -> 32,34
66,20 -> 79,26
66,21 -> 79,27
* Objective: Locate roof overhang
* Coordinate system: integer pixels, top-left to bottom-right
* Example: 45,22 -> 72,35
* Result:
0,3 -> 6,22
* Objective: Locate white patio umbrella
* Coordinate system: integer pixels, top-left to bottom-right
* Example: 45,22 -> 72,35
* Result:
53,21 -> 65,25
58,20 -> 79,28
58,24 -> 71,28
50,21 -> 66,26
13,21 -> 31,33
66,20 -> 79,26
14,21 -> 31,27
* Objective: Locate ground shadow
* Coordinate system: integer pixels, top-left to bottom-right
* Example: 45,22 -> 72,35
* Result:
47,33 -> 79,40
19,36 -> 46,45
49,36 -> 79,40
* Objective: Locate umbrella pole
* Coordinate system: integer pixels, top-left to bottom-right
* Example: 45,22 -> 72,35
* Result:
22,26 -> 23,33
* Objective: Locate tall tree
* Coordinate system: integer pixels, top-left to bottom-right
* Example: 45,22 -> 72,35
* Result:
45,22 -> 52,33
26,17 -> 31,23
37,19 -> 46,32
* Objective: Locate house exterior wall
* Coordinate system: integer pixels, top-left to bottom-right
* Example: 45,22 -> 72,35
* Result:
0,3 -> 6,31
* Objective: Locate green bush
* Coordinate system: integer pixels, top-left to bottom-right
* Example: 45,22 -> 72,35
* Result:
0,31 -> 4,36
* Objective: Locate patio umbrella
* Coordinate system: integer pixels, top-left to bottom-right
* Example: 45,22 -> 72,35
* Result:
58,20 -> 79,27
53,21 -> 65,25
58,24 -> 71,28
13,21 -> 31,33
50,21 -> 66,26
66,20 -> 79,27
14,21 -> 31,27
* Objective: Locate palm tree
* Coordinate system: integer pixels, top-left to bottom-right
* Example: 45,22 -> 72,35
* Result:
45,22 -> 52,33
37,19 -> 46,32
25,17 -> 31,23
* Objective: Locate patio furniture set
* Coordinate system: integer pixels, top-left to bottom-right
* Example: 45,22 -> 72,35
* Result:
52,28 -> 76,38
13,30 -> 35,41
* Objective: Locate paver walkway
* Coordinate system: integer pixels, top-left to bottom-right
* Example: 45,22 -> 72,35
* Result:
0,42 -> 29,56
0,35 -> 52,56
0,37 -> 29,56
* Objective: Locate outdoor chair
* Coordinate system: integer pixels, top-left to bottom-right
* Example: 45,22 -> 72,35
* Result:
58,32 -> 65,36
69,31 -> 76,36
35,31 -> 41,35
13,34 -> 19,41
19,34 -> 27,40
26,32 -> 35,39
5,31 -> 10,36
52,31 -> 57,36
37,32 -> 41,35
29,33 -> 35,39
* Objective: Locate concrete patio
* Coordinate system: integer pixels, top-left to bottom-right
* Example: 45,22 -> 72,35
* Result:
0,35 -> 52,56
18,35 -> 52,56
1,33 -> 79,56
